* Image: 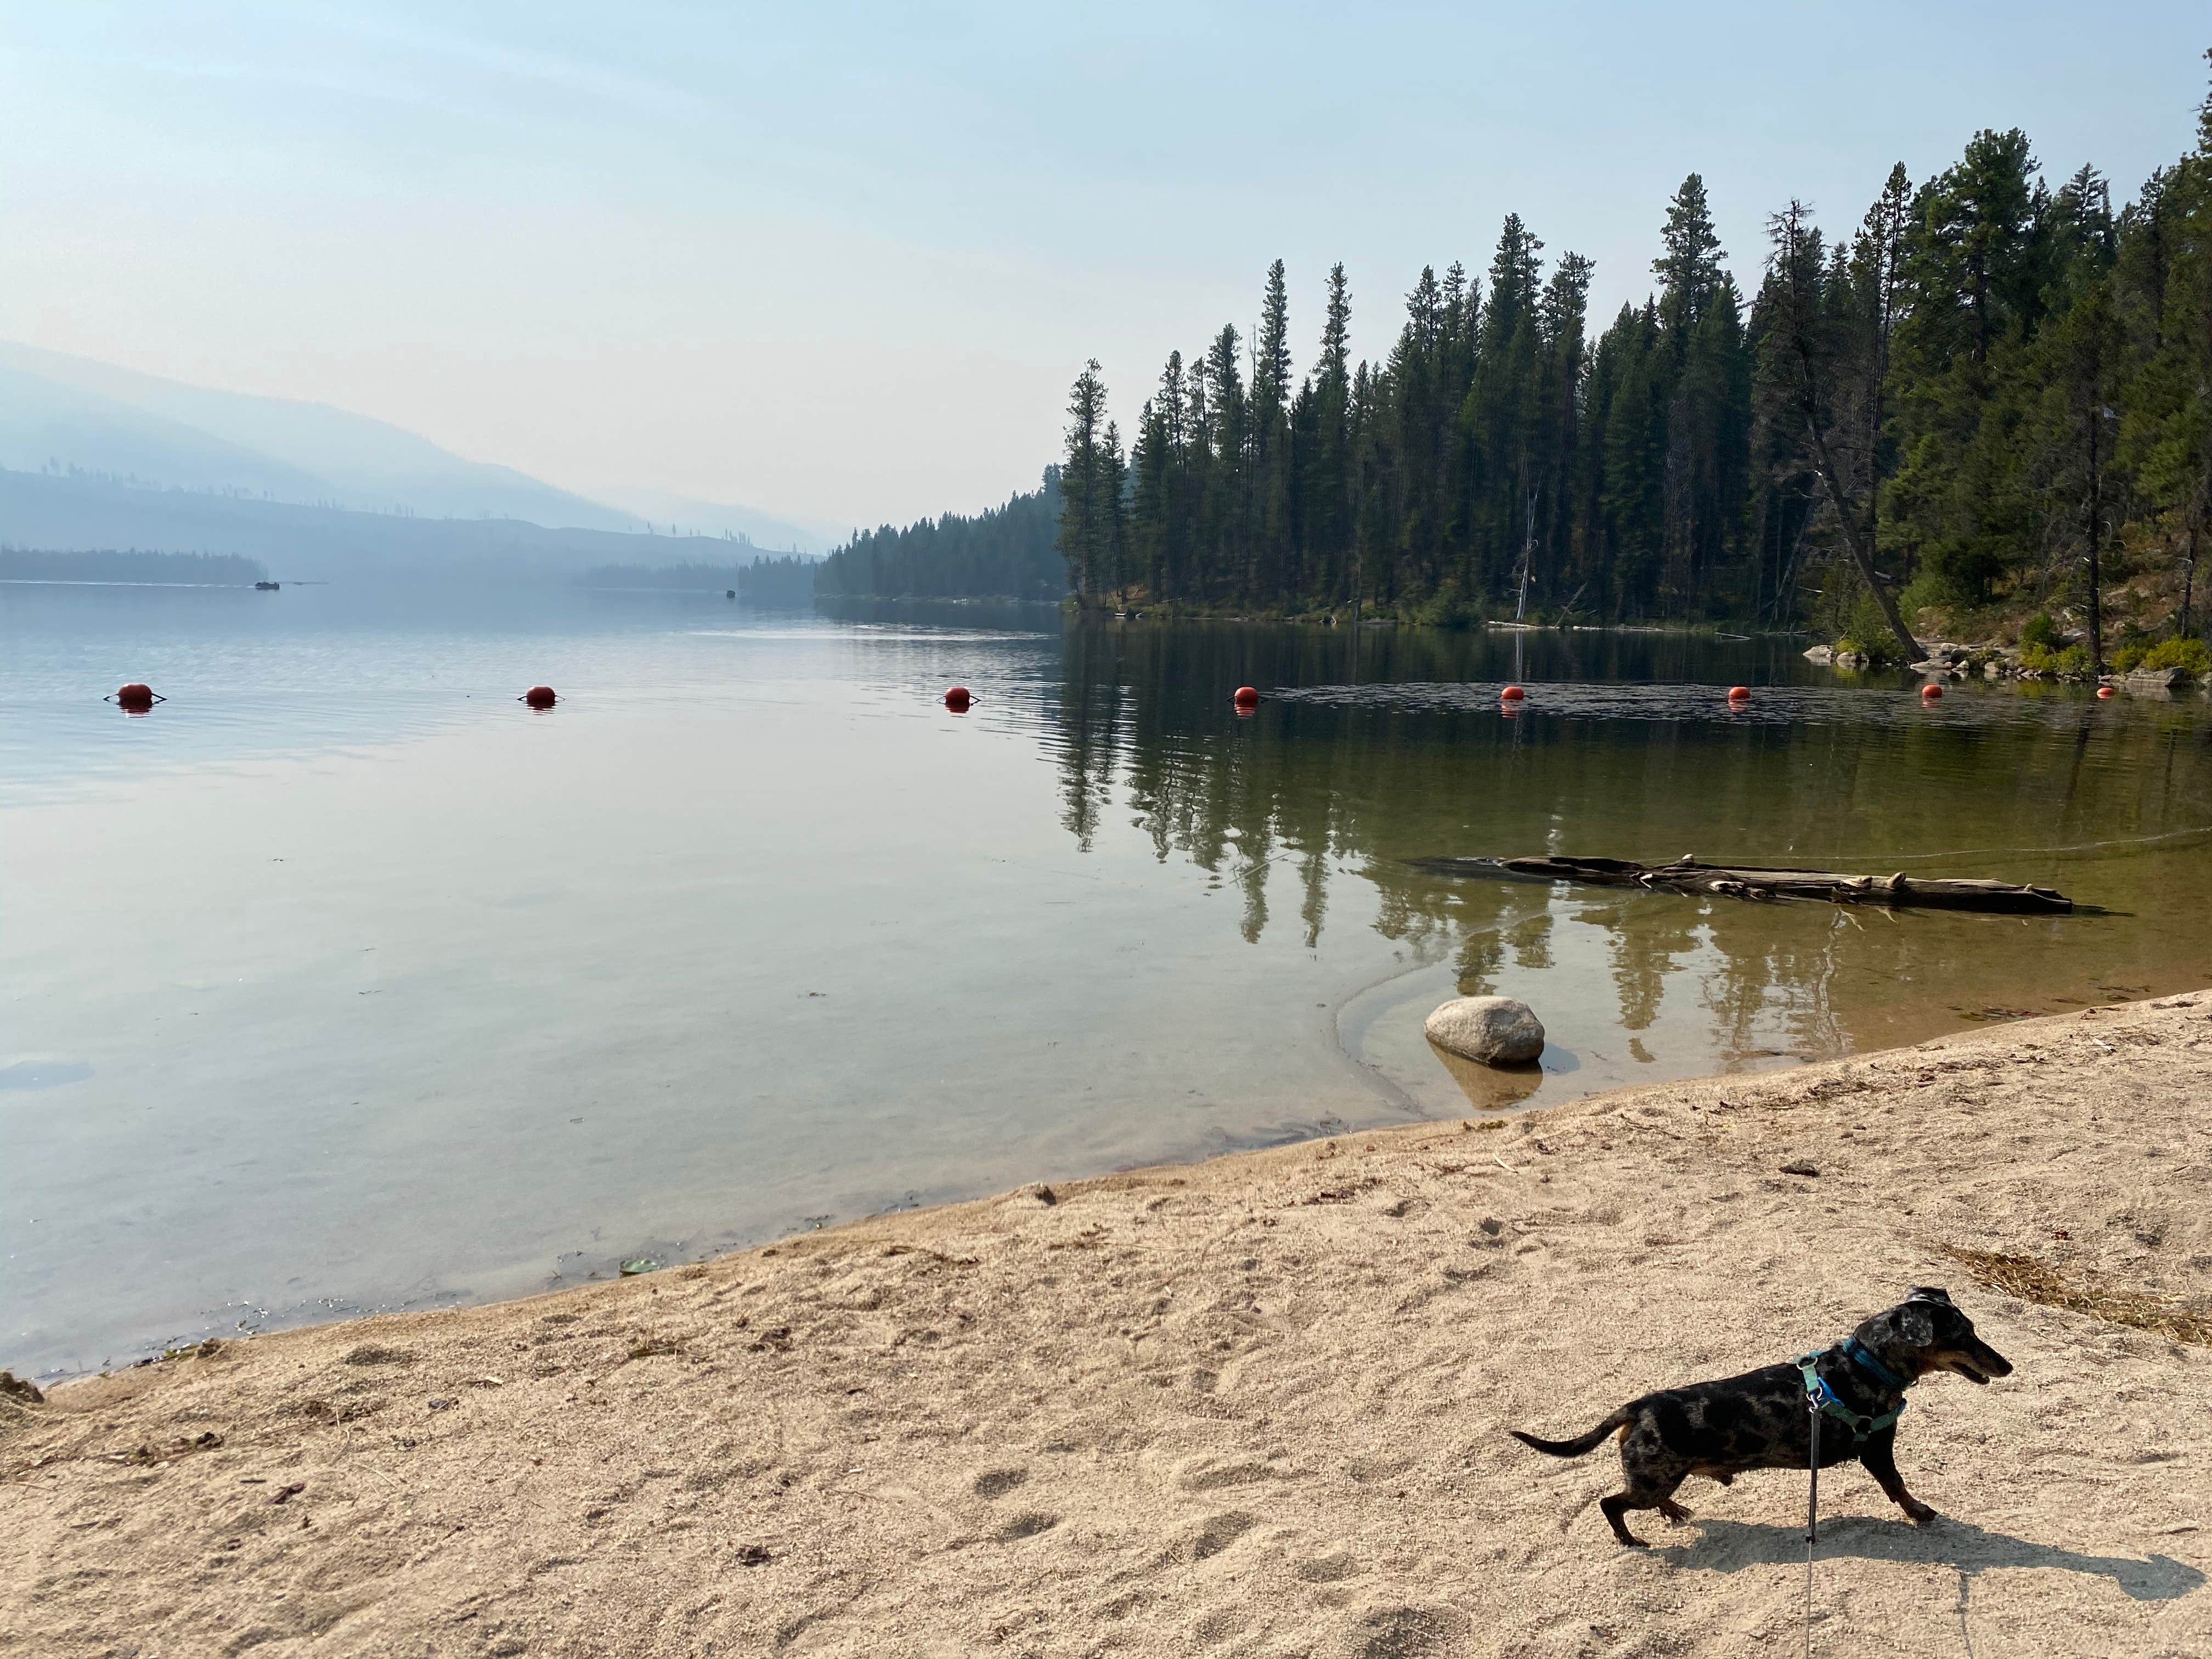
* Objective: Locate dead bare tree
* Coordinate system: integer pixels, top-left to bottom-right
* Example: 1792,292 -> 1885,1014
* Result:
1765,200 -> 1921,661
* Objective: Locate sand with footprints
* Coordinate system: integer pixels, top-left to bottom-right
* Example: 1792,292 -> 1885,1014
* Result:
4,995 -> 2210,1657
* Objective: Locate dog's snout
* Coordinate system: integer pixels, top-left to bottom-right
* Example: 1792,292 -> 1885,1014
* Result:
1976,1341 -> 2014,1378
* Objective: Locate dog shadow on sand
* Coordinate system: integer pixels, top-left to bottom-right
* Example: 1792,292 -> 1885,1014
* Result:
1658,1514 -> 2204,1603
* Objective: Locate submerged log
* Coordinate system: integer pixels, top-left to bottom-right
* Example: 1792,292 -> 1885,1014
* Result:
1407,854 -> 2071,914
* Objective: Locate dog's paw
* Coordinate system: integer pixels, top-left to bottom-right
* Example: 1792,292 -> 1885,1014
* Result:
1657,1499 -> 1695,1525
1905,1503 -> 1938,1527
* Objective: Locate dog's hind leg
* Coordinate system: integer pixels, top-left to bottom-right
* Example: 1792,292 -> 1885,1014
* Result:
1599,1471 -> 1690,1547
1598,1493 -> 1647,1548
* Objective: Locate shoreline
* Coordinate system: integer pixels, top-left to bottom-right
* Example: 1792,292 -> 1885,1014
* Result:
5,996 -> 2210,1655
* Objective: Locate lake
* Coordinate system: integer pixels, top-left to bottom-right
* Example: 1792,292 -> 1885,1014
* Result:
7,582 -> 2211,1378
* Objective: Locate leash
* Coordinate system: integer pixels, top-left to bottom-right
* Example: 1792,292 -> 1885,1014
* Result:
1798,1332 -> 1922,1658
1797,1345 -> 1899,1658
1804,1386 -> 1821,1659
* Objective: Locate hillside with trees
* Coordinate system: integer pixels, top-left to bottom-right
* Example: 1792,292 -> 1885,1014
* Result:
814,472 -> 1065,600
1053,55 -> 2212,666
0,546 -> 268,584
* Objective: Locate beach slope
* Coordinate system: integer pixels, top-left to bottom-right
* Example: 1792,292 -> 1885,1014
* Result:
5,996 -> 2210,1657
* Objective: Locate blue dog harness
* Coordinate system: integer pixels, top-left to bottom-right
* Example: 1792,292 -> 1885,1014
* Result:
1797,1339 -> 1907,1444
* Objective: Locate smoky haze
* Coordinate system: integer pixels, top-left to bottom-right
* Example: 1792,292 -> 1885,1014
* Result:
3,4 -> 2203,532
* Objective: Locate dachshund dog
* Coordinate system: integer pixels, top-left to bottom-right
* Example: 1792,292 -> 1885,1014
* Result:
1509,1288 -> 2013,1546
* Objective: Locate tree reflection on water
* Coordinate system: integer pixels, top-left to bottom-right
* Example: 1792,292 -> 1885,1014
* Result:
1042,615 -> 2212,1060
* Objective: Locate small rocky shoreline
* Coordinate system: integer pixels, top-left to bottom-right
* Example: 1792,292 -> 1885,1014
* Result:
1805,638 -> 2202,693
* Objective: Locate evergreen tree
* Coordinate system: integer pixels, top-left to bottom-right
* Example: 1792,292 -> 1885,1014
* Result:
1654,173 -> 1729,338
1201,325 -> 1248,601
1534,252 -> 1594,608
1300,264 -> 1355,600
1058,360 -> 1110,600
2029,266 -> 2126,665
1101,420 -> 1131,605
1252,260 -> 1296,597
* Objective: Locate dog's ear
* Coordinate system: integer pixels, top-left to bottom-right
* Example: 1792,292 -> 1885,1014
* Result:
1907,1285 -> 1953,1306
1897,1301 -> 1937,1347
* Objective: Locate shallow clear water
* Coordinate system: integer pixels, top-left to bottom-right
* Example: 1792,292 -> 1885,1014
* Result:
7,582 -> 2211,1377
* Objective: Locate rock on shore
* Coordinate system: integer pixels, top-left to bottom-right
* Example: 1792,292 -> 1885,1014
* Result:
1423,995 -> 1546,1065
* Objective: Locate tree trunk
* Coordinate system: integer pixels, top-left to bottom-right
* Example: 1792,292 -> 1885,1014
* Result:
2086,402 -> 2104,673
1775,206 -> 1920,663
2181,516 -> 2198,642
1801,403 -> 1921,661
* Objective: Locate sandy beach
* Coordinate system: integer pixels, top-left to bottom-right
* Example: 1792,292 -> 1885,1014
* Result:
5,995 -> 2209,1658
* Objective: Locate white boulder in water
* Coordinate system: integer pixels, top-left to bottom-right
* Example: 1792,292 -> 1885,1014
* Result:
1424,996 -> 1546,1066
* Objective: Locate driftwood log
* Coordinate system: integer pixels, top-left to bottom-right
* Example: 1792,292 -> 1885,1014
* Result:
1408,855 -> 2071,914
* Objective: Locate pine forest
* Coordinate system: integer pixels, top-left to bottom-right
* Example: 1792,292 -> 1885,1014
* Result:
1009,61 -> 2212,666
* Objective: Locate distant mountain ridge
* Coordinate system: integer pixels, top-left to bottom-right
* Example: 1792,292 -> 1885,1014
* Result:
0,342 -> 831,554
584,483 -> 837,555
0,342 -> 644,531
0,467 -> 767,585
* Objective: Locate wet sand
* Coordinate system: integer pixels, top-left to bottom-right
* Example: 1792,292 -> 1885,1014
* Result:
4,996 -> 2210,1657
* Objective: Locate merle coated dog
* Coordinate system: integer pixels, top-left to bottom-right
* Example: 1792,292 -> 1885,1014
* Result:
1509,1288 -> 2013,1547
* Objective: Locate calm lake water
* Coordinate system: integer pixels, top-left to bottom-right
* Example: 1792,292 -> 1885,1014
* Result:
7,583 -> 2212,1377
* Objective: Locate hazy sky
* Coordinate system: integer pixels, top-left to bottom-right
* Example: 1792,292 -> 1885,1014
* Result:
5,4 -> 2205,533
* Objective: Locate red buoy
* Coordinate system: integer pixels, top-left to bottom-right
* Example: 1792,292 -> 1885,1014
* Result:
2096,685 -> 2116,699
115,682 -> 156,711
1500,685 -> 1525,702
1920,683 -> 1943,701
1233,686 -> 1259,709
1728,685 -> 1751,701
944,685 -> 972,712
523,685 -> 557,709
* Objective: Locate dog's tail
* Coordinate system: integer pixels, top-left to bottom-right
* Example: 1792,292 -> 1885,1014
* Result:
1508,1408 -> 1632,1459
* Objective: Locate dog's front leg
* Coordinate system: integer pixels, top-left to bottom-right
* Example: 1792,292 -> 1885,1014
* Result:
1860,1432 -> 1936,1526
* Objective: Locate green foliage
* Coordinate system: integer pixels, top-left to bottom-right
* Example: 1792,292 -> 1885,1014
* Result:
2141,635 -> 2211,676
1827,586 -> 1909,661
1895,571 -> 1956,625
2021,612 -> 2060,649
2019,642 -> 2094,676
1410,584 -> 1483,629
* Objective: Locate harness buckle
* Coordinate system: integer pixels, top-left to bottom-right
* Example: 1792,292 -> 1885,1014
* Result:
1797,1352 -> 1903,1444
